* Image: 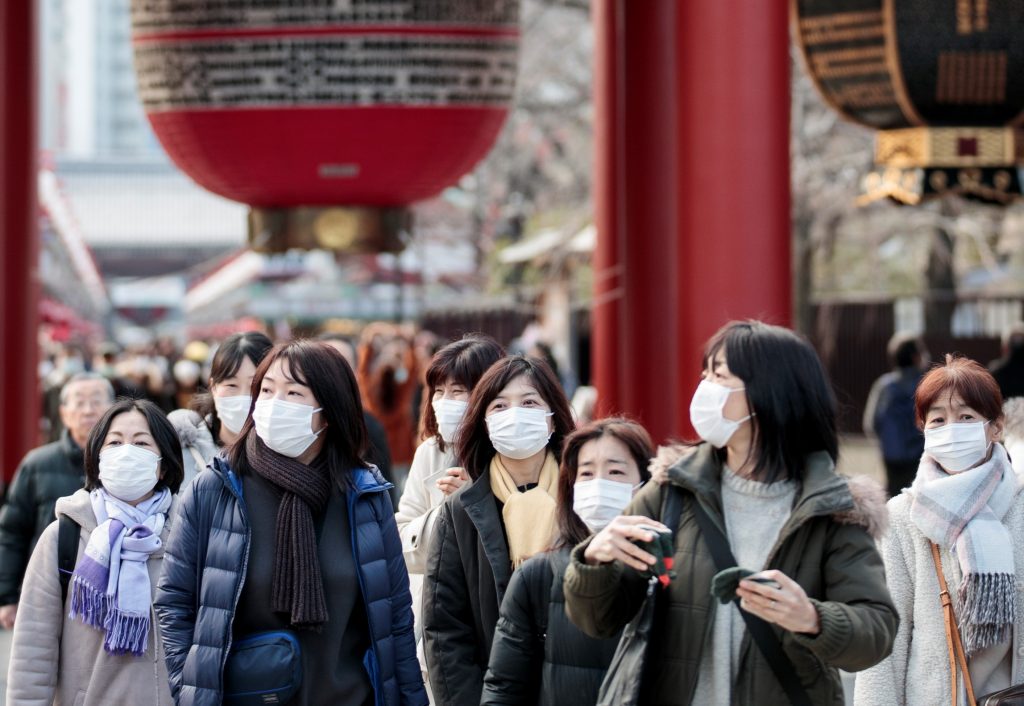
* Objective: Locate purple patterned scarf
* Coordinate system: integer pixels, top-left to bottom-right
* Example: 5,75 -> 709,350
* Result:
69,488 -> 171,655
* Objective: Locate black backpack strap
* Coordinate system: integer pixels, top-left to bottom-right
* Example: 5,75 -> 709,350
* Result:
690,498 -> 813,706
57,515 -> 81,605
660,485 -> 684,533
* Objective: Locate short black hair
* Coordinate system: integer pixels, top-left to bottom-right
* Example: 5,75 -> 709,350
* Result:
887,332 -> 923,369
85,398 -> 185,495
703,320 -> 838,484
420,334 -> 505,452
191,331 -> 274,441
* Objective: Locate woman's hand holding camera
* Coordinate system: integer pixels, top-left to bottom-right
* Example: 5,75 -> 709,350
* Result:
583,515 -> 671,572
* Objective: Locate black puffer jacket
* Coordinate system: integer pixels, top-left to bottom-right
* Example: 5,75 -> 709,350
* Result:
481,548 -> 620,706
422,468 -> 512,706
0,431 -> 85,604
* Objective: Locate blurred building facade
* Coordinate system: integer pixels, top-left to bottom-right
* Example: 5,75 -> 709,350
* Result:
41,0 -> 160,157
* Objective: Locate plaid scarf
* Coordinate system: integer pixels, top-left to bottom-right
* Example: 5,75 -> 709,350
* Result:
69,488 -> 171,656
911,442 -> 1019,654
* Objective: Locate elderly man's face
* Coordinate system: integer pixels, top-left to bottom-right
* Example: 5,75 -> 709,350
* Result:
59,379 -> 113,447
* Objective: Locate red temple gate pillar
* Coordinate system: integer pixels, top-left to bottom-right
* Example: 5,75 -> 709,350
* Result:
592,0 -> 791,443
0,1 -> 40,482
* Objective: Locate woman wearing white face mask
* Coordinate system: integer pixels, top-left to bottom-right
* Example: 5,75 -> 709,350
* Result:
482,417 -> 654,705
855,355 -> 1024,706
155,341 -> 427,706
563,320 -> 897,706
422,355 -> 576,706
8,399 -> 184,706
394,334 -> 504,696
168,331 -> 273,486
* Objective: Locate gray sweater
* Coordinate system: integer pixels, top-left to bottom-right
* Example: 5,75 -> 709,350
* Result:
693,468 -> 797,705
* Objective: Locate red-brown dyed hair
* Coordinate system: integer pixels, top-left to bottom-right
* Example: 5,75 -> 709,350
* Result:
914,354 -> 1003,429
554,417 -> 655,549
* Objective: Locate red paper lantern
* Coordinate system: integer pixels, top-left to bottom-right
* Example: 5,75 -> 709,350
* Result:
131,1 -> 520,250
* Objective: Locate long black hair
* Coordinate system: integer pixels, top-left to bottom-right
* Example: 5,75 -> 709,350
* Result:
191,331 -> 273,441
85,398 -> 185,495
702,320 -> 838,484
228,340 -> 369,487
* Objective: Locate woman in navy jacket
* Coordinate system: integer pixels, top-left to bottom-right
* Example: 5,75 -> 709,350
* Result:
155,340 -> 426,706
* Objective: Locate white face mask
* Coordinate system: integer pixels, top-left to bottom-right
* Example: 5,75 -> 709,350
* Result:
689,379 -> 753,448
924,421 -> 990,473
573,478 -> 637,532
214,395 -> 251,435
253,399 -> 323,458
99,445 -> 161,502
432,398 -> 469,444
486,406 -> 554,460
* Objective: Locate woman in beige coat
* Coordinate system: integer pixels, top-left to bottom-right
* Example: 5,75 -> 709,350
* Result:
7,399 -> 183,706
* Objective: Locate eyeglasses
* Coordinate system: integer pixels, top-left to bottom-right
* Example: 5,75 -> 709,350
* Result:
63,397 -> 108,411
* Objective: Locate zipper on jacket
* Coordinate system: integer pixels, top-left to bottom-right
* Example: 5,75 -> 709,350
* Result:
348,480 -> 390,705
217,464 -> 253,694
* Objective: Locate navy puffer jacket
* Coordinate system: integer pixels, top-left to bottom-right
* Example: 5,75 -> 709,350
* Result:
154,456 -> 427,706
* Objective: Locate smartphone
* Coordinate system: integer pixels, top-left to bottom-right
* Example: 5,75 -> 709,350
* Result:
746,575 -> 781,590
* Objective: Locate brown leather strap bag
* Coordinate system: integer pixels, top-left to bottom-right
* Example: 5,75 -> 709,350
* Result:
931,542 -> 1024,706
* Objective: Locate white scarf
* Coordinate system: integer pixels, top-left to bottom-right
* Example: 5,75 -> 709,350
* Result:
910,443 -> 1020,654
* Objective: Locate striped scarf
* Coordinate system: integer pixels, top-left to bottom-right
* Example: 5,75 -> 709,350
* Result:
910,442 -> 1019,654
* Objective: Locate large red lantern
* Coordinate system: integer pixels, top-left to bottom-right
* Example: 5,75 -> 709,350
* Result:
131,1 -> 520,251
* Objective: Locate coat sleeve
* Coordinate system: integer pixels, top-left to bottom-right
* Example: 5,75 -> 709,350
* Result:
154,479 -> 203,701
422,498 -> 484,706
790,518 -> 900,674
480,559 -> 546,705
394,443 -> 442,575
6,520 -> 63,706
375,492 -> 429,706
0,457 -> 41,604
563,484 -> 657,639
851,508 -> 914,706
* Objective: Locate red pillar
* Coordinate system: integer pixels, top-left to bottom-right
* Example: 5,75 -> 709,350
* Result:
592,0 -> 681,439
0,1 -> 40,482
592,0 -> 790,443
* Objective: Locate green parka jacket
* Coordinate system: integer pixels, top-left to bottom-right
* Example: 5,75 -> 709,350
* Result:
563,444 -> 898,706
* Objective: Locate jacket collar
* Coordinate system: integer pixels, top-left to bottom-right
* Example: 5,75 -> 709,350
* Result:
459,469 -> 513,595
210,456 -> 393,499
666,443 -> 854,528
344,465 -> 393,497
61,429 -> 84,466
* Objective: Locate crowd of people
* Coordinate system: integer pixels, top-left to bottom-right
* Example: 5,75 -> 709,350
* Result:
4,318 -> 1024,705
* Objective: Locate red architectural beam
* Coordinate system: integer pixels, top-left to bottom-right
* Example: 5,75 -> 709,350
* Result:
0,1 -> 41,482
592,0 -> 791,444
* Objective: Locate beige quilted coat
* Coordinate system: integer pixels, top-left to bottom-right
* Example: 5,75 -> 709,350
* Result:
6,489 -> 176,706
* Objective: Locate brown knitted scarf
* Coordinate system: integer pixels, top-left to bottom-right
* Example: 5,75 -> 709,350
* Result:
245,433 -> 332,630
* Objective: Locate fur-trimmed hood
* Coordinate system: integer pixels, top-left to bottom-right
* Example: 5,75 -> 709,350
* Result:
648,442 -> 889,539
